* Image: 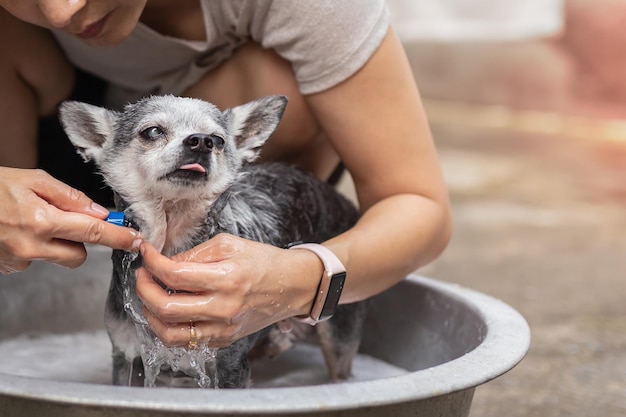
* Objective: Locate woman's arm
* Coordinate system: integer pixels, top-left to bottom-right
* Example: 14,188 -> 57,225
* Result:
306,28 -> 452,303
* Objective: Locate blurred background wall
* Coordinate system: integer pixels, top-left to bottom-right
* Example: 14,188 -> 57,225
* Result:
387,0 -> 626,135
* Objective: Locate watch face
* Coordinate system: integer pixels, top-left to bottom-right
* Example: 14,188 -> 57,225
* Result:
319,272 -> 347,320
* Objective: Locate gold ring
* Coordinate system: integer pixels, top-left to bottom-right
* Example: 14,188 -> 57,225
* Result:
188,322 -> 198,350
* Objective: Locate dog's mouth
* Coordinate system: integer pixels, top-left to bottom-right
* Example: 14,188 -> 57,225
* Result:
164,162 -> 209,183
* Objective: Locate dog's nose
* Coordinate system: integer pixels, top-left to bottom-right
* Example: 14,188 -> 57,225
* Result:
183,134 -> 214,153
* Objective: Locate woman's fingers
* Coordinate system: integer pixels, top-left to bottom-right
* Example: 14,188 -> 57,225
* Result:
51,209 -> 142,251
135,267 -> 213,321
136,265 -> 243,323
135,235 -> 303,348
142,308 -> 236,348
0,259 -> 31,275
2,207 -> 140,270
35,238 -> 88,269
139,242 -> 233,292
0,167 -> 142,273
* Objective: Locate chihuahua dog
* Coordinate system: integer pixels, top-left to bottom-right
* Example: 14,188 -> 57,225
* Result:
58,95 -> 369,388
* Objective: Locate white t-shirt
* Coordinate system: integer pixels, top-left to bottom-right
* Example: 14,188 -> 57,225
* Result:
52,0 -> 390,108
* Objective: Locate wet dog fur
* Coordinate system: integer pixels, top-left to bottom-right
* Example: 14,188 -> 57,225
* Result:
58,95 -> 369,388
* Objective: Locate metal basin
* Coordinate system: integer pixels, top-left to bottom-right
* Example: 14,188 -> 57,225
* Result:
0,245 -> 530,416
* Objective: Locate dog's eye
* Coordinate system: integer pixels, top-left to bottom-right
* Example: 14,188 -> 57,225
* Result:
140,126 -> 164,140
211,135 -> 225,149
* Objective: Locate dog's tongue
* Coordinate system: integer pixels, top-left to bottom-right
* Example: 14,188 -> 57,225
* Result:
179,163 -> 206,173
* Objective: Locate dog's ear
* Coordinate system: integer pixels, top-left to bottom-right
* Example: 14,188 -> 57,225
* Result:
58,101 -> 118,163
224,95 -> 288,163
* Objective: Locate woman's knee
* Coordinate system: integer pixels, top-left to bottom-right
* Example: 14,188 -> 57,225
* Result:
184,43 -> 321,148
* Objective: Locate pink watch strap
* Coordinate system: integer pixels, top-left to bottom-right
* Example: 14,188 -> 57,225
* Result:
289,243 -> 346,325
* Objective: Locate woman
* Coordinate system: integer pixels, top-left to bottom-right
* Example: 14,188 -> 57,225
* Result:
0,0 -> 451,348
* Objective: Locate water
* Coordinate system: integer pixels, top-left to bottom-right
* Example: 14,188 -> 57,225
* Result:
0,331 -> 408,387
120,251 -> 147,326
0,250 -> 409,389
136,325 -> 219,388
120,252 -> 220,388
0,331 -> 111,384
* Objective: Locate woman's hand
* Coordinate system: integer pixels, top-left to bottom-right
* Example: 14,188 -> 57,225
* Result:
0,167 -> 142,275
136,234 -> 322,348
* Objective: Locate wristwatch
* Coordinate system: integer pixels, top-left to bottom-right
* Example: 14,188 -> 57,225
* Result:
289,243 -> 347,325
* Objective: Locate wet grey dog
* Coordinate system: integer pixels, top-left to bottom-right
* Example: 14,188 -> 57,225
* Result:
58,95 -> 368,388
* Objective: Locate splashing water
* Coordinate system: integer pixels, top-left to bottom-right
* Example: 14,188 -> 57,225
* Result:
120,251 -> 220,388
136,324 -> 219,388
121,251 -> 146,325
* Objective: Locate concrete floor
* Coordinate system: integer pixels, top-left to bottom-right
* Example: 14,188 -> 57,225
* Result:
418,119 -> 626,417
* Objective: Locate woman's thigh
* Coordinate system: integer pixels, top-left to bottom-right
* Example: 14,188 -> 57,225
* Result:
0,9 -> 74,168
183,43 -> 340,179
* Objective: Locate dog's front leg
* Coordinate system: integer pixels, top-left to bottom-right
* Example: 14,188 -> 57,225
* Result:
111,347 -> 144,386
106,313 -> 144,386
105,260 -> 144,386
